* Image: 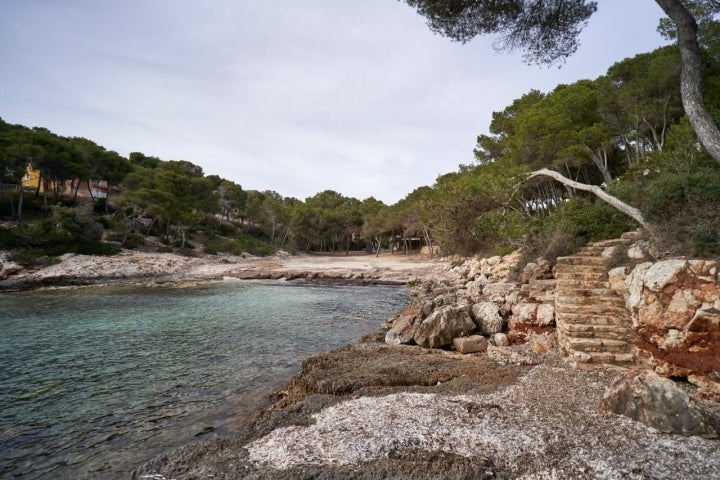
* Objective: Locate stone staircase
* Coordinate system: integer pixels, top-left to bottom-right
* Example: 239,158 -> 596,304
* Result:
555,238 -> 637,370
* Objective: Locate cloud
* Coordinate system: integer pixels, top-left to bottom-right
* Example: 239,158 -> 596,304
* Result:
0,0 -> 668,204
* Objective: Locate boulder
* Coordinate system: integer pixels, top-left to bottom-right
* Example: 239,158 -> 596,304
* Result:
511,302 -> 538,324
491,332 -> 509,347
620,259 -> 720,383
528,331 -> 557,354
535,303 -> 555,326
414,304 -> 476,349
452,335 -> 488,354
471,301 -> 503,335
385,306 -> 422,345
598,368 -> 718,439
482,283 -> 517,304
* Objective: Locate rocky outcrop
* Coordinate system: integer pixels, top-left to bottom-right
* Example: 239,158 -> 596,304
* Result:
598,368 -> 718,438
610,257 -> 720,399
0,252 -> 23,280
384,249 -> 556,355
382,232 -> 720,408
143,347 -> 719,480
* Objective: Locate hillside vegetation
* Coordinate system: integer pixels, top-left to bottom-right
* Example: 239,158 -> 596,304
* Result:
2,43 -> 720,266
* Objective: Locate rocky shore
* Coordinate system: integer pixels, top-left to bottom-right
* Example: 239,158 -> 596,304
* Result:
130,237 -> 720,480
4,243 -> 720,479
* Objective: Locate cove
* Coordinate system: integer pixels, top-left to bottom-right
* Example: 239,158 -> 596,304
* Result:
0,281 -> 409,479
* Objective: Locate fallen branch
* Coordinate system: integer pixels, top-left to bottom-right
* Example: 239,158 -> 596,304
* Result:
527,168 -> 651,231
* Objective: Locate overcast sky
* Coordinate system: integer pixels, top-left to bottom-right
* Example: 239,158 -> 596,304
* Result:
1,1 -> 669,204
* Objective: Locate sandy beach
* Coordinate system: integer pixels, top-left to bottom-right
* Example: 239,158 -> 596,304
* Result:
0,250 -> 451,291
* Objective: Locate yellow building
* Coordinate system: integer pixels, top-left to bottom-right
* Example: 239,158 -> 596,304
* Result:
21,165 -> 44,192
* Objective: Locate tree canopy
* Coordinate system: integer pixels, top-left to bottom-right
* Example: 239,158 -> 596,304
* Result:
403,0 -> 597,64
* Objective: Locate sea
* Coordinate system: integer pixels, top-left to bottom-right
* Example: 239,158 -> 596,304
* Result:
0,281 -> 409,479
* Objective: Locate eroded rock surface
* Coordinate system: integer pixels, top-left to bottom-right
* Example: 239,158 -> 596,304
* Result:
136,348 -> 720,480
598,368 -> 718,438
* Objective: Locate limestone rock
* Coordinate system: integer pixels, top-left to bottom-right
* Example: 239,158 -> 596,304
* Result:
535,303 -> 555,326
598,368 -> 718,439
487,345 -> 542,366
452,335 -> 488,354
608,266 -> 628,295
644,259 -> 688,292
414,304 -> 476,349
528,332 -> 557,354
492,332 -> 509,347
385,305 -> 424,345
471,301 -> 504,335
482,283 -> 517,304
511,302 -> 538,324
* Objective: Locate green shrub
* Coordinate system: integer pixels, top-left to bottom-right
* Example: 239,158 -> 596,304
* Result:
203,237 -> 236,255
545,196 -> 633,242
10,251 -> 60,267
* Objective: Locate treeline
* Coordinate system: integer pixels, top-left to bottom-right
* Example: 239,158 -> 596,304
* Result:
0,120 -> 429,260
398,42 -> 720,259
2,41 -> 720,264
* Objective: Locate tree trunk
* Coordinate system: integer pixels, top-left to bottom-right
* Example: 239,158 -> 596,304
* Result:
73,178 -> 81,203
105,185 -> 112,214
42,179 -> 49,215
527,168 -> 650,231
87,179 -> 95,201
587,147 -> 614,186
17,183 -> 23,224
655,0 -> 720,164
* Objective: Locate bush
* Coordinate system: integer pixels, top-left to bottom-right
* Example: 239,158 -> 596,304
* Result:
610,156 -> 720,257
203,237 -> 236,255
544,196 -> 633,243
122,234 -> 142,249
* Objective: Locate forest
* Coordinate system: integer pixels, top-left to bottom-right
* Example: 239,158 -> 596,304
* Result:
2,5 -> 720,266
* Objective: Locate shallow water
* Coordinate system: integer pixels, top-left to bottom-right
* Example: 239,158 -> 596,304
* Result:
0,281 -> 408,479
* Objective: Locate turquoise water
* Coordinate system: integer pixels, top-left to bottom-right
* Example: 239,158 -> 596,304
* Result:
0,281 -> 408,479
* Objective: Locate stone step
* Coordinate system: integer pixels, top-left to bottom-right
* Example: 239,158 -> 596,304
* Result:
557,323 -> 634,341
564,337 -> 632,353
557,313 -> 631,326
574,248 -> 607,256
588,239 -> 625,248
555,271 -> 608,281
555,302 -> 628,315
556,256 -> 611,266
557,287 -> 618,297
570,351 -> 636,365
556,279 -> 610,289
555,264 -> 609,274
555,295 -> 626,307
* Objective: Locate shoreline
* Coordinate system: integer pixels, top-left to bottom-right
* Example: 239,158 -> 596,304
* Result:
134,343 -> 720,480
0,249 -> 451,292
5,248 -> 720,479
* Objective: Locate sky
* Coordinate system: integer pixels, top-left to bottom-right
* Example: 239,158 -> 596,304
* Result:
1,1 -> 670,204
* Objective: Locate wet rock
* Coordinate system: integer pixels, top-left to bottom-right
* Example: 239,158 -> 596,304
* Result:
453,335 -> 488,354
598,368 -> 718,439
414,304 -> 476,349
